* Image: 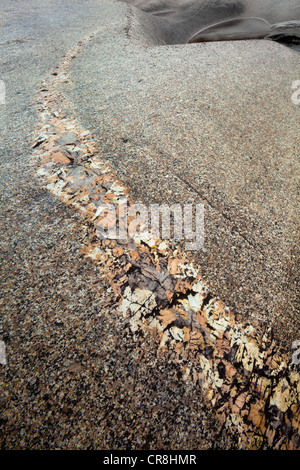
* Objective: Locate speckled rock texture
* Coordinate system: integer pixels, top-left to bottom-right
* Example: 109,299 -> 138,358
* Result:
67,1 -> 300,346
0,0 -> 299,451
0,0 -> 220,451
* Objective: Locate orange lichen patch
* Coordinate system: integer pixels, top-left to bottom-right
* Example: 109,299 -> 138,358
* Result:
196,311 -> 208,330
217,335 -> 232,355
124,263 -> 132,273
39,154 -> 52,165
248,401 -> 265,428
231,391 -> 249,414
224,361 -> 237,380
183,326 -> 190,343
189,330 -> 205,349
174,279 -> 193,294
101,173 -> 115,183
94,186 -> 105,195
102,192 -> 117,203
111,282 -> 124,297
112,246 -> 125,258
128,250 -> 140,262
158,309 -> 177,329
173,341 -> 184,357
43,141 -> 57,152
167,257 -> 187,275
165,290 -> 174,301
92,176 -> 104,186
52,151 -> 71,164
177,308 -> 188,321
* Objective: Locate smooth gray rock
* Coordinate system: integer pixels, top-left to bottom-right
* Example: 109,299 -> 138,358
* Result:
123,0 -> 300,44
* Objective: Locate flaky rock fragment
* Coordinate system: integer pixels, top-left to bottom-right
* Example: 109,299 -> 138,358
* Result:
270,378 -> 297,413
